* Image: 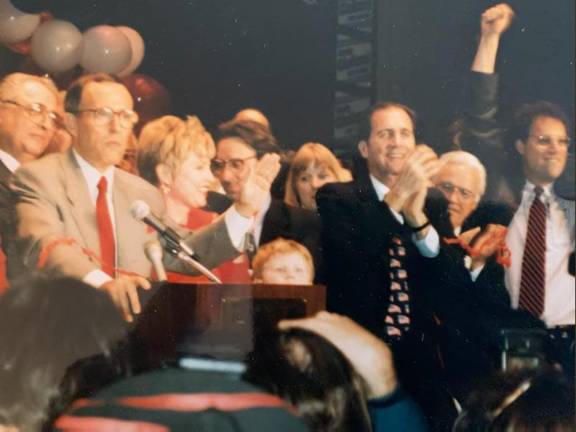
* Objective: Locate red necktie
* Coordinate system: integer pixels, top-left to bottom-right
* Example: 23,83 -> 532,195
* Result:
518,186 -> 546,317
97,176 -> 116,276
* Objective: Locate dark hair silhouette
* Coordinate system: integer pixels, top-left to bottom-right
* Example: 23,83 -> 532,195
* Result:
216,119 -> 280,158
508,101 -> 570,145
244,328 -> 372,432
453,367 -> 575,432
358,101 -> 418,144
0,276 -> 126,431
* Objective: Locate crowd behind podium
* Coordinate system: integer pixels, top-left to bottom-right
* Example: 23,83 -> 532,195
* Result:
0,3 -> 573,431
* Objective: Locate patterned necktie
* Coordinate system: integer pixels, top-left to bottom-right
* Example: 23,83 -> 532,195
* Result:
384,235 -> 411,339
96,177 -> 115,276
518,186 -> 546,317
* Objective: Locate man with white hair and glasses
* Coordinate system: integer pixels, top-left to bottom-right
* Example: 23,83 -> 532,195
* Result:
0,73 -> 61,286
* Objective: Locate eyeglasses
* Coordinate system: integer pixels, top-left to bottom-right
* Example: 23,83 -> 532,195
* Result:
529,135 -> 571,147
210,156 -> 257,173
0,99 -> 61,129
437,181 -> 476,201
75,107 -> 139,129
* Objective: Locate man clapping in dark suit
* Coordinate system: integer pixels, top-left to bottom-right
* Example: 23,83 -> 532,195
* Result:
317,102 -> 458,429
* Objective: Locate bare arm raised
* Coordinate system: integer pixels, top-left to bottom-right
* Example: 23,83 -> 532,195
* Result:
471,3 -> 515,74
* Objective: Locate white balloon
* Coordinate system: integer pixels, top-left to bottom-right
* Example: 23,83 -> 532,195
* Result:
81,25 -> 132,74
31,20 -> 83,73
117,26 -> 145,77
0,0 -> 40,44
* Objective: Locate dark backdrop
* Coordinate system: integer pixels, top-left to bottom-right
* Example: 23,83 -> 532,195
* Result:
6,0 -> 574,153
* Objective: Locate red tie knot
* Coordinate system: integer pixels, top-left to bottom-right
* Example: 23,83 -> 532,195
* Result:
97,176 -> 108,194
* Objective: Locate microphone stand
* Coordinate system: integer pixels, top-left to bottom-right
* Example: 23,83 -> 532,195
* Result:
164,239 -> 222,284
174,250 -> 222,284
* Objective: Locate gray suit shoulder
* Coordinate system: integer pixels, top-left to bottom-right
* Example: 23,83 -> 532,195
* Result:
114,167 -> 164,214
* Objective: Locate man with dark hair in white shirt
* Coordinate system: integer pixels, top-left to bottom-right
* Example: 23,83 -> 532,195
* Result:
461,3 -> 575,378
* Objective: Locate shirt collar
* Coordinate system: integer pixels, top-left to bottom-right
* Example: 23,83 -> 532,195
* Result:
369,174 -> 391,201
73,149 -> 115,193
522,181 -> 554,204
0,149 -> 20,173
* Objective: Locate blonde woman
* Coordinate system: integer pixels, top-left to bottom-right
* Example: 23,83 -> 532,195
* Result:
284,142 -> 351,211
138,115 -> 250,283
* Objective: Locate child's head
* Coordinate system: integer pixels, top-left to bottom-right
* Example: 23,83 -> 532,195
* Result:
252,238 -> 314,285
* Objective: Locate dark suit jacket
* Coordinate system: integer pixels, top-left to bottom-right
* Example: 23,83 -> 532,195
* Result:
206,193 -> 323,283
317,170 -> 446,338
427,192 -> 546,399
0,160 -> 18,281
0,160 -> 12,232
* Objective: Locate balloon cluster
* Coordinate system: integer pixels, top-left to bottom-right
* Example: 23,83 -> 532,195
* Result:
0,0 -> 145,76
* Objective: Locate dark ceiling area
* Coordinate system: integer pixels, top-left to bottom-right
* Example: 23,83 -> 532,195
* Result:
4,0 -> 574,153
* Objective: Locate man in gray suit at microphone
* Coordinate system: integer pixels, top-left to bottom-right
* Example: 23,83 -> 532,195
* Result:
10,74 -> 279,321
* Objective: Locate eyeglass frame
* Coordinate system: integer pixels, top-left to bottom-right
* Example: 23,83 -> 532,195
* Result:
437,181 -> 477,202
0,99 -> 62,129
210,155 -> 258,173
72,107 -> 139,129
527,134 -> 571,148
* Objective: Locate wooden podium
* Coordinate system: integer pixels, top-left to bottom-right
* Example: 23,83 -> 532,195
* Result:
129,282 -> 325,370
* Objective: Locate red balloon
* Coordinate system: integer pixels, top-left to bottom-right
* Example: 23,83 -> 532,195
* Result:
120,74 -> 172,133
6,39 -> 31,55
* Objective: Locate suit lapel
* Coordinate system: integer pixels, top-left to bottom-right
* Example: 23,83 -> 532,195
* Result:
62,150 -> 100,252
113,171 -> 140,271
0,160 -> 11,186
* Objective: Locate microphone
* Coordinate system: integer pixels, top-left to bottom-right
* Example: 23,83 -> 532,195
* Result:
131,200 -> 221,284
130,200 -> 196,258
144,240 -> 167,281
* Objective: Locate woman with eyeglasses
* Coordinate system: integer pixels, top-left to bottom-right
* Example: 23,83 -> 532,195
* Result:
137,115 -> 250,283
284,142 -> 352,211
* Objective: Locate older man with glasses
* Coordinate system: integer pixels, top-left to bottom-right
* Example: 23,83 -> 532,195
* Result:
0,73 -> 61,289
10,73 -> 279,321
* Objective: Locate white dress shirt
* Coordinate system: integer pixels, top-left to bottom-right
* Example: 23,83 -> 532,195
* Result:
0,149 -> 20,173
369,175 -> 439,258
251,192 -> 272,247
74,151 -> 254,288
505,182 -> 575,327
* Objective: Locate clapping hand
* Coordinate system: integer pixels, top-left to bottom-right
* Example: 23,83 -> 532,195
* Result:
235,153 -> 281,217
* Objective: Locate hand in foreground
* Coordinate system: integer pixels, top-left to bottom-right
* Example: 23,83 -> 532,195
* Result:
235,153 -> 281,217
481,3 -> 514,37
459,224 -> 507,269
279,311 -> 398,399
101,274 -> 151,322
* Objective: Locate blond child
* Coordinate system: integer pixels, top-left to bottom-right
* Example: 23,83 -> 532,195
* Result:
252,238 -> 314,285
